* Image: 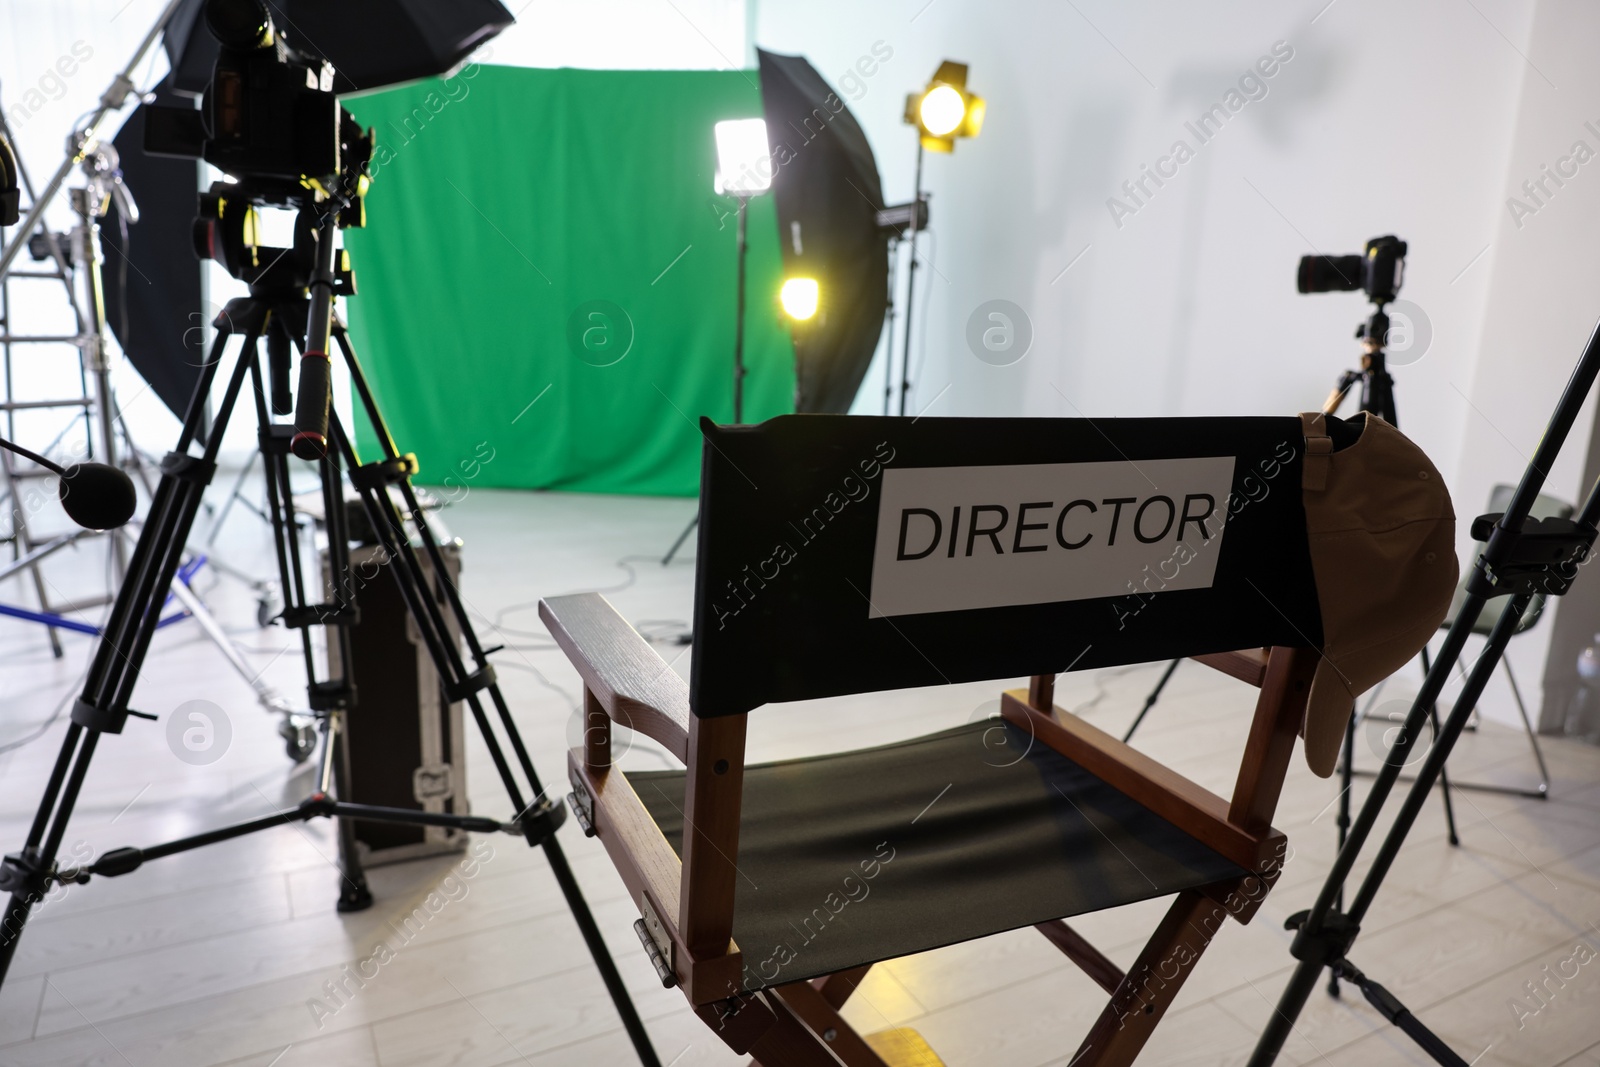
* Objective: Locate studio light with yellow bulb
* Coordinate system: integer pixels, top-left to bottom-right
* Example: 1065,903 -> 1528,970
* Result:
883,60 -> 984,415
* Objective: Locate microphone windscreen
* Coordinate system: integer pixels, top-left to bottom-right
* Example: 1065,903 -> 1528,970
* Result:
58,463 -> 138,529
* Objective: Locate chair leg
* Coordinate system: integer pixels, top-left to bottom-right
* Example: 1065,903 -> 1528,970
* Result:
1502,658 -> 1552,797
1072,890 -> 1229,1067
811,965 -> 874,1010
757,980 -> 890,1067
746,985 -> 855,1067
1034,920 -> 1125,995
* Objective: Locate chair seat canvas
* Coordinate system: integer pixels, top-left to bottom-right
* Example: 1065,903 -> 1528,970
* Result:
629,720 -> 1245,991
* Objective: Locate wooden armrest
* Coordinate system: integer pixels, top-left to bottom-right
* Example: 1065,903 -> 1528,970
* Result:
570,755 -> 746,1004
1190,648 -> 1270,687
540,593 -> 691,763
1000,690 -> 1274,870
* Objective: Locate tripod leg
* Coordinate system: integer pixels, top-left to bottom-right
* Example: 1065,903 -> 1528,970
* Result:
1430,706 -> 1460,846
544,831 -> 664,1066
1123,658 -> 1180,743
1330,708 -> 1356,997
323,420 -> 664,1067
663,512 -> 697,567
1501,658 -> 1552,797
1419,645 -> 1460,845
327,327 -> 664,1067
327,714 -> 373,912
319,439 -> 371,912
0,322 -> 251,989
0,725 -> 89,981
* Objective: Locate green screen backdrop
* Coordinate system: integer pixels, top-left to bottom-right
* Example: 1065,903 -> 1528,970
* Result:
341,65 -> 795,497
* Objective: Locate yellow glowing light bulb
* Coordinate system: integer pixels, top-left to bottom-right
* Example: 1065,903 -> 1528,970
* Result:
780,277 -> 819,321
919,85 -> 966,137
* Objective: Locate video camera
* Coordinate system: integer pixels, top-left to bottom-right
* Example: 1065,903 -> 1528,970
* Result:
1297,235 -> 1407,306
144,0 -> 372,295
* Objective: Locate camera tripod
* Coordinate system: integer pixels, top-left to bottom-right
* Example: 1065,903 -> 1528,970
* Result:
1309,304 -> 1465,981
0,228 -> 664,1065
1249,313 -> 1600,1065
1118,294 -> 1466,992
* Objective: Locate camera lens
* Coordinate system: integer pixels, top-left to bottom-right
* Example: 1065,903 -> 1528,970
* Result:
1297,254 -> 1365,294
205,0 -> 273,49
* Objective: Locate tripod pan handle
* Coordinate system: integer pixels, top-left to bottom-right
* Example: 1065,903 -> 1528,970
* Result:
291,350 -> 332,461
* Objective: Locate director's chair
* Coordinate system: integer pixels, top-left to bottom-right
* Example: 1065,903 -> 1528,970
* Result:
542,413 -> 1453,1066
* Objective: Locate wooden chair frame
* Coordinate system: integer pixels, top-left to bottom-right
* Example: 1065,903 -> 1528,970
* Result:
542,594 -> 1315,1067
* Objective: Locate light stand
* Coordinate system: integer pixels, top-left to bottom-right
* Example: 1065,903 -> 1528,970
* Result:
68,161 -> 143,578
732,193 -> 750,423
1247,316 -> 1600,1067
0,0 -> 186,282
897,142 -> 925,416
662,119 -> 771,566
895,60 -> 983,416
882,231 -> 900,416
871,200 -> 926,416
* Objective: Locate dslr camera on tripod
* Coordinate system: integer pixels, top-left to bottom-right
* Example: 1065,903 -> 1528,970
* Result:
1296,234 -> 1410,424
1297,234 -> 1407,306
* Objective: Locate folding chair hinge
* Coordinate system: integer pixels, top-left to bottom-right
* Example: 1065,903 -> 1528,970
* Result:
566,763 -> 597,836
566,784 -> 595,836
635,894 -> 677,987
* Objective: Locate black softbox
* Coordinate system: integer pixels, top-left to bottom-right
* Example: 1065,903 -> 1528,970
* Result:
165,0 -> 513,97
103,79 -> 206,430
757,49 -> 890,415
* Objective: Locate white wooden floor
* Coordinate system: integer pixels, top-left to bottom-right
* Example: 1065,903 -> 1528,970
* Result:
1,487 -> 1598,1067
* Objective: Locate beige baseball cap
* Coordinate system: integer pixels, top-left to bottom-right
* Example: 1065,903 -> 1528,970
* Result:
1298,411 -> 1457,777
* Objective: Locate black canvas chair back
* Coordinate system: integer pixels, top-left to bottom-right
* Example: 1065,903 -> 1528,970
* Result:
542,413 -> 1358,1067
691,414 -> 1322,713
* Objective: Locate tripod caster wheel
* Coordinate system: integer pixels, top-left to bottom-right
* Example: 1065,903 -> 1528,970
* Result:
256,597 -> 275,629
337,882 -> 374,913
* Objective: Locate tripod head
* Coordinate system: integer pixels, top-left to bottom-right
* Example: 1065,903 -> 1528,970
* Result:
1298,235 -> 1408,424
145,0 -> 374,461
195,181 -> 358,300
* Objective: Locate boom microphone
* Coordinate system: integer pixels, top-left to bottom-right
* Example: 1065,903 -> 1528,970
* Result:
0,437 -> 137,529
58,464 -> 139,529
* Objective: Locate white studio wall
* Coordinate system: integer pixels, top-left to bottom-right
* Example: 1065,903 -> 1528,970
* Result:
756,0 -> 1600,729
1453,0 -> 1600,731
